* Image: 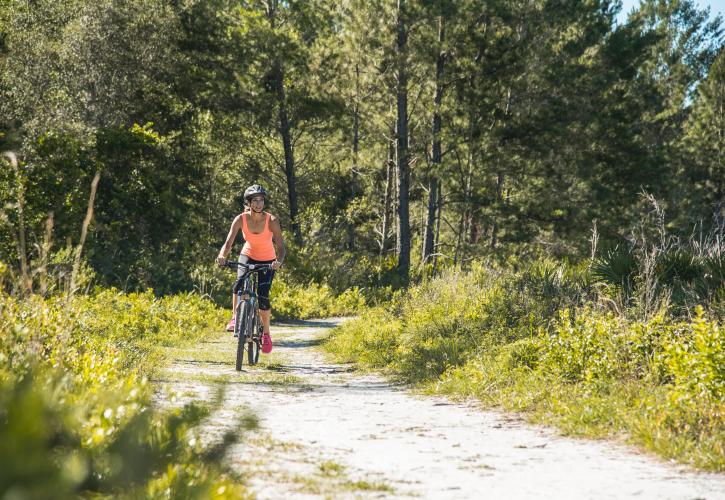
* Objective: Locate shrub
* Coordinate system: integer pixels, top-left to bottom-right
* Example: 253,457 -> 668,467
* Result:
0,373 -> 250,499
271,278 -> 365,320
0,289 -> 249,498
666,306 -> 725,403
324,306 -> 401,368
502,337 -> 541,371
590,219 -> 724,319
591,246 -> 637,297
326,261 -> 590,383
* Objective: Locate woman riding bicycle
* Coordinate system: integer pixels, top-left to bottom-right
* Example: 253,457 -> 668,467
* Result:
216,184 -> 285,353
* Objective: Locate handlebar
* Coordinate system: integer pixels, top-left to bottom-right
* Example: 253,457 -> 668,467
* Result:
221,260 -> 274,271
222,260 -> 274,295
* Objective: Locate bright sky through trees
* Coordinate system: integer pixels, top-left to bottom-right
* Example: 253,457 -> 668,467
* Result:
619,0 -> 725,22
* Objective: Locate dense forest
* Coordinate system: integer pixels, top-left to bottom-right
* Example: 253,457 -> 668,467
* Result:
1,0 -> 722,296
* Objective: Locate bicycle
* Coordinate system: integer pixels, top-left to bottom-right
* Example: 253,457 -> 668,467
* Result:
222,261 -> 274,370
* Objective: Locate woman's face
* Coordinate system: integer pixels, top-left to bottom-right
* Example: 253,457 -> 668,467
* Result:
249,195 -> 265,213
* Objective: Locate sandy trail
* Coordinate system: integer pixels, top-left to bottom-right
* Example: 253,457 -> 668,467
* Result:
159,318 -> 725,499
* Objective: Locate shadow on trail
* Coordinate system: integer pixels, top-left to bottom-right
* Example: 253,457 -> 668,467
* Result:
273,318 -> 344,329
225,377 -> 397,393
174,359 -> 232,366
273,337 -> 325,349
262,363 -> 354,375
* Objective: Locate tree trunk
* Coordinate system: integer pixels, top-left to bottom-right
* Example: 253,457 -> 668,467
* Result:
274,65 -> 301,242
469,216 -> 479,243
394,141 -> 399,251
490,171 -> 504,250
395,0 -> 410,285
458,143 -> 474,261
491,88 -> 511,250
423,18 -> 445,264
433,183 -> 442,273
423,180 -> 438,264
348,62 -> 361,251
381,130 -> 395,255
454,206 -> 465,266
3,152 -> 30,294
352,63 -> 360,199
268,0 -> 301,242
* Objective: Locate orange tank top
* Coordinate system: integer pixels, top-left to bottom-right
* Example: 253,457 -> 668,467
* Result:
241,212 -> 276,261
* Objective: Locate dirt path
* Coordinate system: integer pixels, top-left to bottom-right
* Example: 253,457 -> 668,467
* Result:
158,319 -> 725,499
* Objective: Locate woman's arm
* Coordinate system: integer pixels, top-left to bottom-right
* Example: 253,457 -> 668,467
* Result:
216,214 -> 243,265
270,215 -> 285,269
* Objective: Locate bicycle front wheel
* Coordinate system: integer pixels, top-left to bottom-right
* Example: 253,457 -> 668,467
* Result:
235,301 -> 247,371
247,311 -> 261,365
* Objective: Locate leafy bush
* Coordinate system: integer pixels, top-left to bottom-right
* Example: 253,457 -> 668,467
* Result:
324,306 -> 402,368
666,306 -> 725,402
0,290 -> 250,498
502,337 -> 541,371
270,279 -> 366,320
0,375 -> 250,499
327,261 -> 590,382
191,261 -> 374,320
591,247 -> 637,296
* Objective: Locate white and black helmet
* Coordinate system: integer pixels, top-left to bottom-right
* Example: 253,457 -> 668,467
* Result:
244,184 -> 268,203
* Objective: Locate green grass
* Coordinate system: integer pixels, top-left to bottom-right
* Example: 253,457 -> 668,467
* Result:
317,460 -> 346,477
342,479 -> 394,492
290,460 -> 394,496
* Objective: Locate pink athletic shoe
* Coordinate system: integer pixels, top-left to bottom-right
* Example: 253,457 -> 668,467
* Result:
261,333 -> 273,353
226,315 -> 236,333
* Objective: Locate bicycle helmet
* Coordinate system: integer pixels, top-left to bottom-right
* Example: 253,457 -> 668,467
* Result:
244,184 -> 268,202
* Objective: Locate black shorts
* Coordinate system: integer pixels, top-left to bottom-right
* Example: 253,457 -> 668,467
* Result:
237,255 -> 275,310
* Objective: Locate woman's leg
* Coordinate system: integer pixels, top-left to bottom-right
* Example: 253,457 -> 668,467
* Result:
255,264 -> 275,353
259,308 -> 271,334
226,291 -> 238,331
256,267 -> 275,331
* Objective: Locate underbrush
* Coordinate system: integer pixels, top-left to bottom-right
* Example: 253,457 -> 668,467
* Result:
324,261 -> 725,471
0,289 -> 250,498
190,262 -> 383,320
271,281 -> 367,320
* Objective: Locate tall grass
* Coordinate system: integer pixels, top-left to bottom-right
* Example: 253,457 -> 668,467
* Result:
590,194 -> 725,319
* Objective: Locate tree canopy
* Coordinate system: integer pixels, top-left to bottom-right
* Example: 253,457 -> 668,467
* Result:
1,0 -> 723,292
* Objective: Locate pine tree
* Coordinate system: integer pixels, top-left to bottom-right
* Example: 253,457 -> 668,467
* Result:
682,46 -> 725,222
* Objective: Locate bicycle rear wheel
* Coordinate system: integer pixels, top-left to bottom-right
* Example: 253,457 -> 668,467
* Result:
235,301 -> 247,371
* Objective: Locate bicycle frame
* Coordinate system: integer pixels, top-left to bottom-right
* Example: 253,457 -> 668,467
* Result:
223,261 -> 273,370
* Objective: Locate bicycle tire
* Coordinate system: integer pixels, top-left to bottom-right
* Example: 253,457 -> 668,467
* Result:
247,310 -> 261,365
235,301 -> 247,371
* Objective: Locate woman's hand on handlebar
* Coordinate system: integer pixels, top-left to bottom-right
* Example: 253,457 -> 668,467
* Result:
272,260 -> 282,270
216,255 -> 226,266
